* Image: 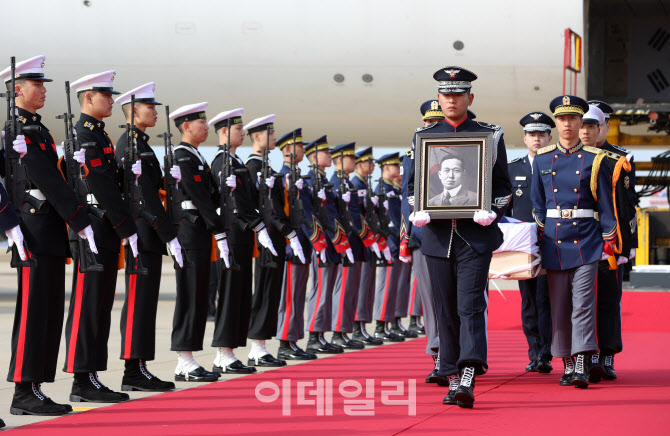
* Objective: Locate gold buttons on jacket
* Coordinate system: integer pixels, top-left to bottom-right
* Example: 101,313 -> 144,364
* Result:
573,222 -> 577,226
557,223 -> 561,226
576,171 -> 580,174
578,154 -> 582,158
574,240 -> 578,244
558,240 -> 562,244
30,208 -> 36,214
552,171 -> 556,175
554,188 -> 558,192
574,206 -> 578,210
574,188 -> 578,192
557,206 -> 561,210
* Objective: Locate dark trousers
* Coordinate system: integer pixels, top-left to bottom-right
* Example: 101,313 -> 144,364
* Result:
248,246 -> 286,340
208,261 -> 217,318
518,274 -> 552,361
596,261 -> 624,355
120,251 -> 162,361
64,248 -> 118,373
425,236 -> 492,377
212,243 -> 254,348
171,247 -> 211,351
8,254 -> 65,383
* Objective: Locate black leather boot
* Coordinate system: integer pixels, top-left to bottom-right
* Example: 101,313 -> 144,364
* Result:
374,321 -> 404,342
71,372 -> 130,403
122,359 -> 176,391
454,367 -> 476,408
571,354 -> 589,389
352,322 -> 383,345
10,382 -> 72,416
559,357 -> 575,386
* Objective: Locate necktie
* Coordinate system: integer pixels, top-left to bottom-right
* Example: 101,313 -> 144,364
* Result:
442,192 -> 451,205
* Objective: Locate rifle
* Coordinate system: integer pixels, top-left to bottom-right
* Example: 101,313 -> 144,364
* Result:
375,174 -> 396,267
257,125 -> 281,268
337,155 -> 355,266
120,95 -> 156,275
310,146 -> 334,267
56,81 -> 104,273
363,161 -> 387,267
287,131 -> 311,265
218,119 -> 242,271
158,105 -> 193,269
2,56 -> 38,267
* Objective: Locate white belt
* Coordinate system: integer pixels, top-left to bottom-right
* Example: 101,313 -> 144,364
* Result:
27,189 -> 46,201
546,209 -> 596,219
181,200 -> 197,210
86,194 -> 99,205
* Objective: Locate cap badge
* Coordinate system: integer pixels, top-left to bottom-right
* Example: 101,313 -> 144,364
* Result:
111,72 -> 116,81
530,113 -> 541,120
40,61 -> 45,68
562,96 -> 570,105
444,69 -> 460,78
430,100 -> 439,110
152,84 -> 156,92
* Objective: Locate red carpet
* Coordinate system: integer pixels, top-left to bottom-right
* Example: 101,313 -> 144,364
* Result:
9,291 -> 670,435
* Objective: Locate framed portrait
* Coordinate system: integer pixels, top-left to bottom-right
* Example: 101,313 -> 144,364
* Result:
414,131 -> 493,218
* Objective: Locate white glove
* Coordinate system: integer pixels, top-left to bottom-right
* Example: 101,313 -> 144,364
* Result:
131,160 -> 142,178
217,238 -> 230,268
382,246 -> 392,262
409,211 -> 431,227
357,189 -> 366,198
126,233 -> 139,258
257,228 -> 278,256
601,251 -> 610,261
5,225 -> 26,261
473,210 -> 497,226
295,178 -> 304,190
616,255 -> 629,265
371,241 -> 381,258
13,135 -> 27,159
629,248 -> 636,260
289,237 -> 305,263
226,174 -> 237,192
167,237 -> 183,268
170,165 -> 182,183
345,247 -> 354,264
383,200 -> 389,211
77,225 -> 98,254
73,149 -> 86,168
400,253 -> 412,263
320,248 -> 327,264
265,176 -> 275,189
371,196 -> 378,207
317,188 -> 326,202
342,191 -> 351,203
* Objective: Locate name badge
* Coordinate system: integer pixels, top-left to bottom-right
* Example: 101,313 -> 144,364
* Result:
198,166 -> 204,170
541,169 -> 551,175
515,176 -> 526,180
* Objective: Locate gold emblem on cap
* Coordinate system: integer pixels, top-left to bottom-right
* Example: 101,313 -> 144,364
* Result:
152,84 -> 155,92
40,61 -> 45,68
111,72 -> 116,81
530,113 -> 541,120
430,101 -> 439,110
444,69 -> 460,78
563,96 -> 570,105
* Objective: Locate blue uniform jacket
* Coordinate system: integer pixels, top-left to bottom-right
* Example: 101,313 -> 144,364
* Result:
306,168 -> 347,264
376,178 -> 401,258
401,148 -> 421,249
506,155 -> 534,222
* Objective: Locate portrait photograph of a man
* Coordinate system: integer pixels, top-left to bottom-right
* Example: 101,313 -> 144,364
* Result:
428,150 -> 478,206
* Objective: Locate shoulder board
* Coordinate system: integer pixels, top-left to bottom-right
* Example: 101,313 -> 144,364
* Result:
415,122 -> 438,132
603,150 -> 621,161
476,121 -> 501,131
405,149 -> 411,157
508,157 -> 522,164
610,143 -> 629,153
537,144 -> 556,155
582,145 -> 603,155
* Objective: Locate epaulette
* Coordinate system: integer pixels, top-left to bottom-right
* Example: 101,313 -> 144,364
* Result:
583,145 -> 603,155
537,144 -> 556,155
508,157 -> 522,164
415,121 -> 438,132
405,149 -> 412,157
603,150 -> 621,161
611,143 -> 629,154
476,121 -> 501,131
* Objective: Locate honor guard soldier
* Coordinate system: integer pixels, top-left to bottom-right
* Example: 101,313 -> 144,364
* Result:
372,153 -> 407,343
63,70 -> 139,403
169,102 -> 228,382
350,147 -> 388,346
208,109 -> 274,373
304,136 -> 353,354
409,67 -> 512,408
508,112 -> 554,374
531,96 -> 618,390
244,115 -> 303,367
398,99 -> 443,384
1,56 -> 96,415
579,104 -> 635,382
275,128 -> 327,360
587,100 -> 637,381
330,142 -> 381,349
114,83 -> 181,391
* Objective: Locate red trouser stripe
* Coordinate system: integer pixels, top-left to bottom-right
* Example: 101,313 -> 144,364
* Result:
409,277 -> 418,315
123,274 -> 138,359
13,265 -> 32,382
379,267 -> 391,321
309,268 -> 323,331
66,260 -> 86,373
335,267 -> 348,332
280,263 -> 293,340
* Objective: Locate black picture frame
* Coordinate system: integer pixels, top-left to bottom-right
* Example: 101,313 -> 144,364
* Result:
414,131 -> 493,218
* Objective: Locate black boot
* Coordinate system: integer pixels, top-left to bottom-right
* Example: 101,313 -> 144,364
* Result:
559,357 -> 575,386
408,315 -> 425,335
537,355 -> 553,373
122,359 -> 176,392
10,383 -> 72,416
374,321 -> 404,342
306,332 -> 343,354
427,355 -> 449,386
571,354 -> 589,389
71,372 -> 130,403
588,353 -> 605,383
391,318 -> 419,338
442,374 -> 460,405
602,354 -> 617,380
331,332 -> 365,349
352,322 -> 383,345
454,367 -> 476,408
278,340 -> 317,360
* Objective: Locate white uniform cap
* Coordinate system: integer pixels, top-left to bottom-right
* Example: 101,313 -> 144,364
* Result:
71,70 -> 120,94
169,102 -> 208,126
0,55 -> 52,83
243,114 -> 276,133
208,108 -> 245,130
114,82 -> 162,106
583,105 -> 605,125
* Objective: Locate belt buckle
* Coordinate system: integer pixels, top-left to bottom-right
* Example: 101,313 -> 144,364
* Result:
560,209 -> 572,219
